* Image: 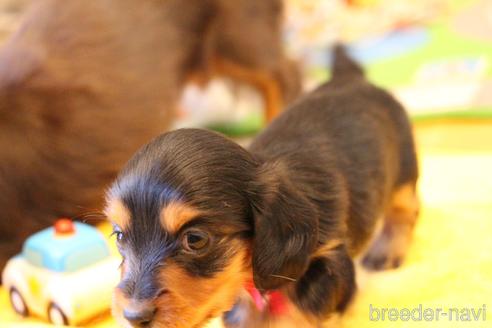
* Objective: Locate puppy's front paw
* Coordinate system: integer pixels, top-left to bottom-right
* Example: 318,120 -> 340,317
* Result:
361,228 -> 409,271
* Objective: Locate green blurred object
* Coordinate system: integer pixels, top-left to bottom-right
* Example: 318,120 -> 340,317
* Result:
308,0 -> 492,121
207,113 -> 264,137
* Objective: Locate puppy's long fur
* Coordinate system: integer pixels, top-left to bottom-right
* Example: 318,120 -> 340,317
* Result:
0,0 -> 299,270
106,47 -> 419,327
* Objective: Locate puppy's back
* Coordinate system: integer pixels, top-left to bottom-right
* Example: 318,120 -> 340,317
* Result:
249,46 -> 418,253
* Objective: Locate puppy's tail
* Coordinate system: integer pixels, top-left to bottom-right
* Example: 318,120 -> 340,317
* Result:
331,44 -> 364,81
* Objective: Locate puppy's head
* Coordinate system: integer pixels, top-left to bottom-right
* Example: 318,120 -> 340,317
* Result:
105,129 -> 318,328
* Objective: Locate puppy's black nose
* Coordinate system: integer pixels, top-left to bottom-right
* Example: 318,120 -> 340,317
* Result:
123,306 -> 156,327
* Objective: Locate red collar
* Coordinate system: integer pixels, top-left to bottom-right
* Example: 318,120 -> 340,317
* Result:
244,281 -> 288,316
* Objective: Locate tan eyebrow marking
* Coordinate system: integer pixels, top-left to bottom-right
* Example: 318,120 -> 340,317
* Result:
160,202 -> 201,233
104,198 -> 131,230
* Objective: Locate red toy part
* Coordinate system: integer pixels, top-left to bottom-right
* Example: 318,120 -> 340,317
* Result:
54,218 -> 75,235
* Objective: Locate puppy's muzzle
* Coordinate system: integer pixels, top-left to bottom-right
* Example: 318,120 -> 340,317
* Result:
123,301 -> 156,327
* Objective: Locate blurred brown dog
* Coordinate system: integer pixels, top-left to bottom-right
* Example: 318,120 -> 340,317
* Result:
0,0 -> 300,270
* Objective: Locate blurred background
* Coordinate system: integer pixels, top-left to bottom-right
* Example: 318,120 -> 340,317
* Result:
0,0 -> 491,327
177,0 -> 492,135
1,0 -> 491,133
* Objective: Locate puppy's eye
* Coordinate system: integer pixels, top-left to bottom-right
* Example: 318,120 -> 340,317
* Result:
111,229 -> 124,242
182,230 -> 210,252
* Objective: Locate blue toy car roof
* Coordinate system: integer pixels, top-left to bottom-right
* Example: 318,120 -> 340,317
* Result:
22,222 -> 110,272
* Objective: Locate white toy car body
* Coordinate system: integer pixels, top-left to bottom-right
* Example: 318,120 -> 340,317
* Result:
2,220 -> 120,325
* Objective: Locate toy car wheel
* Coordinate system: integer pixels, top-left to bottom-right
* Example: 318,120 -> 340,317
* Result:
48,303 -> 69,326
9,288 -> 28,316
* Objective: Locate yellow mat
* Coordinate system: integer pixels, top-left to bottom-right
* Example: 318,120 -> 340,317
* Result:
1,121 -> 491,328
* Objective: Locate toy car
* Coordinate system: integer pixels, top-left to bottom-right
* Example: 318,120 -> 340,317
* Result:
2,219 -> 120,326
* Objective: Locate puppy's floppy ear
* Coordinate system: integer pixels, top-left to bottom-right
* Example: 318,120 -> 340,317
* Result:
249,161 -> 318,291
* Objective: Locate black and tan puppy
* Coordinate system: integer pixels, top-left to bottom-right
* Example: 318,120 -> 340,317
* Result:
0,0 -> 300,271
105,47 -> 419,328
